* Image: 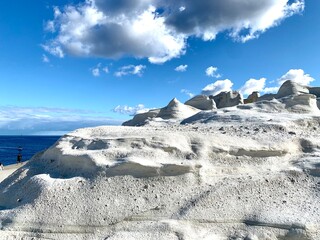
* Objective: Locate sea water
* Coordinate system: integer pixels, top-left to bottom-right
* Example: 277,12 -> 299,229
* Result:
0,136 -> 61,166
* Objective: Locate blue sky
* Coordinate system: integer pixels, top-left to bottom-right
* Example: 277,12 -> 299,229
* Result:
0,0 -> 319,134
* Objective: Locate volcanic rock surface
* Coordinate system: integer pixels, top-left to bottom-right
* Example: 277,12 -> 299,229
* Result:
1,80 -> 320,239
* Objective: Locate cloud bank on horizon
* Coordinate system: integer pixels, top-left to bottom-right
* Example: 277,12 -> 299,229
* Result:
44,0 -> 304,63
0,106 -> 122,135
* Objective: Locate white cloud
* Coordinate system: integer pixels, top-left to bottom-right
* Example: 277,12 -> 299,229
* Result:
239,78 -> 266,96
45,20 -> 55,33
42,44 -> 64,58
102,66 -> 109,73
115,65 -> 146,77
205,66 -> 221,78
277,69 -> 314,85
179,6 -> 186,12
44,0 -> 304,63
181,89 -> 195,98
175,65 -> 188,72
44,2 -> 186,63
92,68 -> 100,77
113,104 -> 149,116
91,63 -> 109,77
42,54 -> 50,63
202,79 -> 233,96
0,106 -> 122,135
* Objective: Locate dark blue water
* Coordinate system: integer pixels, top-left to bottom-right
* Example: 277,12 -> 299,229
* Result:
0,136 -> 61,166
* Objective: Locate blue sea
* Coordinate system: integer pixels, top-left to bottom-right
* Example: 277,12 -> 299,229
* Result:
0,136 -> 61,166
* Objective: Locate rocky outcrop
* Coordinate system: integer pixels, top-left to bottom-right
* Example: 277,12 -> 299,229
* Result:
123,80 -> 320,127
157,98 -> 200,120
122,98 -> 200,126
244,91 -> 259,104
210,91 -> 243,108
122,109 -> 160,126
281,94 -> 319,113
185,95 -> 216,110
257,93 -> 277,102
276,80 -> 309,99
1,120 -> 320,239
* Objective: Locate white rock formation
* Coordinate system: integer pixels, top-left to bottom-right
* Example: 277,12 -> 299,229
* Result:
184,95 -> 216,110
257,93 -> 277,101
2,80 -> 320,239
123,109 -> 160,126
157,98 -> 200,120
281,93 -> 320,113
276,80 -> 309,99
124,80 -> 320,128
1,112 -> 320,239
123,98 -> 200,126
307,87 -> 320,110
211,91 -> 244,108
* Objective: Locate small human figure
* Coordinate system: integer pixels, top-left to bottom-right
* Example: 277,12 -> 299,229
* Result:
17,153 -> 22,164
0,162 -> 3,170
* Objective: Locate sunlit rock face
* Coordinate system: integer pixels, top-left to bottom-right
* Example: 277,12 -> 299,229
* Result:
123,109 -> 160,126
157,98 -> 200,120
185,95 -> 217,110
1,109 -> 320,239
2,81 -> 320,239
276,80 -> 309,99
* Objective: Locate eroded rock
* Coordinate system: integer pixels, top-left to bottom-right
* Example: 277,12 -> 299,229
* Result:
185,95 -> 217,110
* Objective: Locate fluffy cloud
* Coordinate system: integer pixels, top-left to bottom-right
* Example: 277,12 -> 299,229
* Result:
44,0 -> 304,63
278,69 -> 314,85
181,89 -> 195,98
42,44 -> 64,58
175,65 -> 188,72
165,0 -> 304,42
205,66 -> 221,78
0,106 -> 122,135
91,63 -> 109,77
92,68 -> 100,77
44,2 -> 186,63
113,104 -> 149,115
202,79 -> 233,96
115,65 -> 146,77
239,78 -> 266,96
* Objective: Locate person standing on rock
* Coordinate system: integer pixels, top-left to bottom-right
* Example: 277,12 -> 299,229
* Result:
17,146 -> 23,164
17,152 -> 22,164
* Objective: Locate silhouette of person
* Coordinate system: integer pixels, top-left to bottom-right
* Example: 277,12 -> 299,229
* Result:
0,162 -> 3,170
17,153 -> 22,164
